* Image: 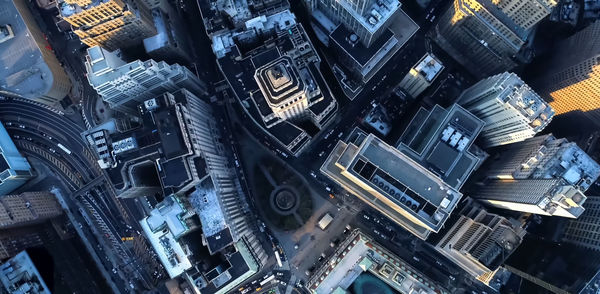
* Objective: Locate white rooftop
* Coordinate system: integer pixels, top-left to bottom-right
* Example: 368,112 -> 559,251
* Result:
140,196 -> 192,278
413,53 -> 444,82
189,180 -> 227,237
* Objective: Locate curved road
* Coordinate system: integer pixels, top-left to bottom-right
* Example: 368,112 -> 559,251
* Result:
0,97 -> 154,292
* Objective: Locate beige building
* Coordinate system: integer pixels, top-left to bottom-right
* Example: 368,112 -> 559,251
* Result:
532,20 -> 600,127
0,0 -> 71,107
432,0 -> 556,78
0,192 -> 62,229
398,53 -> 444,98
59,0 -> 156,51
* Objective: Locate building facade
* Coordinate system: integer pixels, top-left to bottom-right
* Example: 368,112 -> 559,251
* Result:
0,0 -> 71,107
457,72 -> 554,148
472,135 -> 600,218
398,53 -> 444,98
0,122 -> 34,195
0,192 -> 62,229
561,196 -> 600,251
531,20 -> 600,128
435,200 -> 525,280
84,46 -> 206,112
59,0 -> 156,50
432,0 -> 556,78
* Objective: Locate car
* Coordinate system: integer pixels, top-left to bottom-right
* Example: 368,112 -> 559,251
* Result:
318,151 -> 325,157
449,275 -> 455,281
310,171 -> 317,178
413,256 -> 420,262
234,160 -> 240,167
294,244 -> 299,250
363,214 -> 370,220
325,186 -> 332,192
18,124 -> 25,129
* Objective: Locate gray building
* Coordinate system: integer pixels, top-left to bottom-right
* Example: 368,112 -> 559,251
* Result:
0,122 -> 34,196
472,134 -> 600,218
0,0 -> 71,107
84,46 -> 206,113
432,0 -> 556,78
321,104 -> 484,239
143,5 -> 192,64
457,72 -> 554,148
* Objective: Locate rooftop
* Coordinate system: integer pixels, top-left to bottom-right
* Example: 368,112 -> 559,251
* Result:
412,53 -> 444,82
140,195 -> 192,278
398,104 -> 485,190
189,177 -> 235,254
335,0 -> 400,34
0,251 -> 50,294
0,0 -> 55,100
321,129 -> 463,239
0,121 -> 32,174
329,24 -> 395,66
308,230 -> 447,294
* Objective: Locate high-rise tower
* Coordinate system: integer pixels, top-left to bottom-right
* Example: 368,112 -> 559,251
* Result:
432,0 -> 557,78
457,72 -> 554,148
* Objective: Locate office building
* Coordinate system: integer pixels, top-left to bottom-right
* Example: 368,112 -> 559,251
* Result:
435,199 -> 525,280
432,0 -> 556,78
473,134 -> 600,218
307,229 -> 447,294
140,195 -> 265,294
143,5 -> 192,64
457,72 -> 554,148
0,191 -> 61,259
482,134 -> 600,189
0,0 -> 71,107
398,53 -> 444,98
84,46 -> 206,112
0,192 -> 62,229
321,104 -> 484,239
0,122 -> 34,195
0,251 -> 50,294
561,196 -> 600,251
307,0 -> 418,84
531,20 -> 600,128
213,10 -> 337,156
84,89 -> 223,198
58,0 -> 156,51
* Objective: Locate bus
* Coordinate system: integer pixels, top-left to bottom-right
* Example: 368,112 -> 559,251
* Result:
57,143 -> 72,155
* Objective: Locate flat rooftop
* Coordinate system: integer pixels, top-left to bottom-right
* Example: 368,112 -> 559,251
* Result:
398,104 -> 485,190
329,25 -> 395,66
189,177 -> 234,254
321,130 -> 462,240
412,53 -> 444,82
335,0 -> 400,34
140,196 -> 192,278
0,0 -> 55,100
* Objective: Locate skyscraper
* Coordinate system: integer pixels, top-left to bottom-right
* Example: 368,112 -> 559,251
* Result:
432,0 -> 556,78
305,0 -> 418,84
435,200 -> 525,280
0,122 -> 34,195
457,72 -> 554,148
58,0 -> 156,50
531,20 -> 600,128
84,46 -> 206,112
561,196 -> 600,251
0,191 -> 62,259
472,134 -> 600,218
0,0 -> 72,107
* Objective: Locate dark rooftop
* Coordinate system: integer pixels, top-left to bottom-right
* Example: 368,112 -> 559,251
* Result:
155,107 -> 187,159
329,25 -> 395,66
205,227 -> 234,254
